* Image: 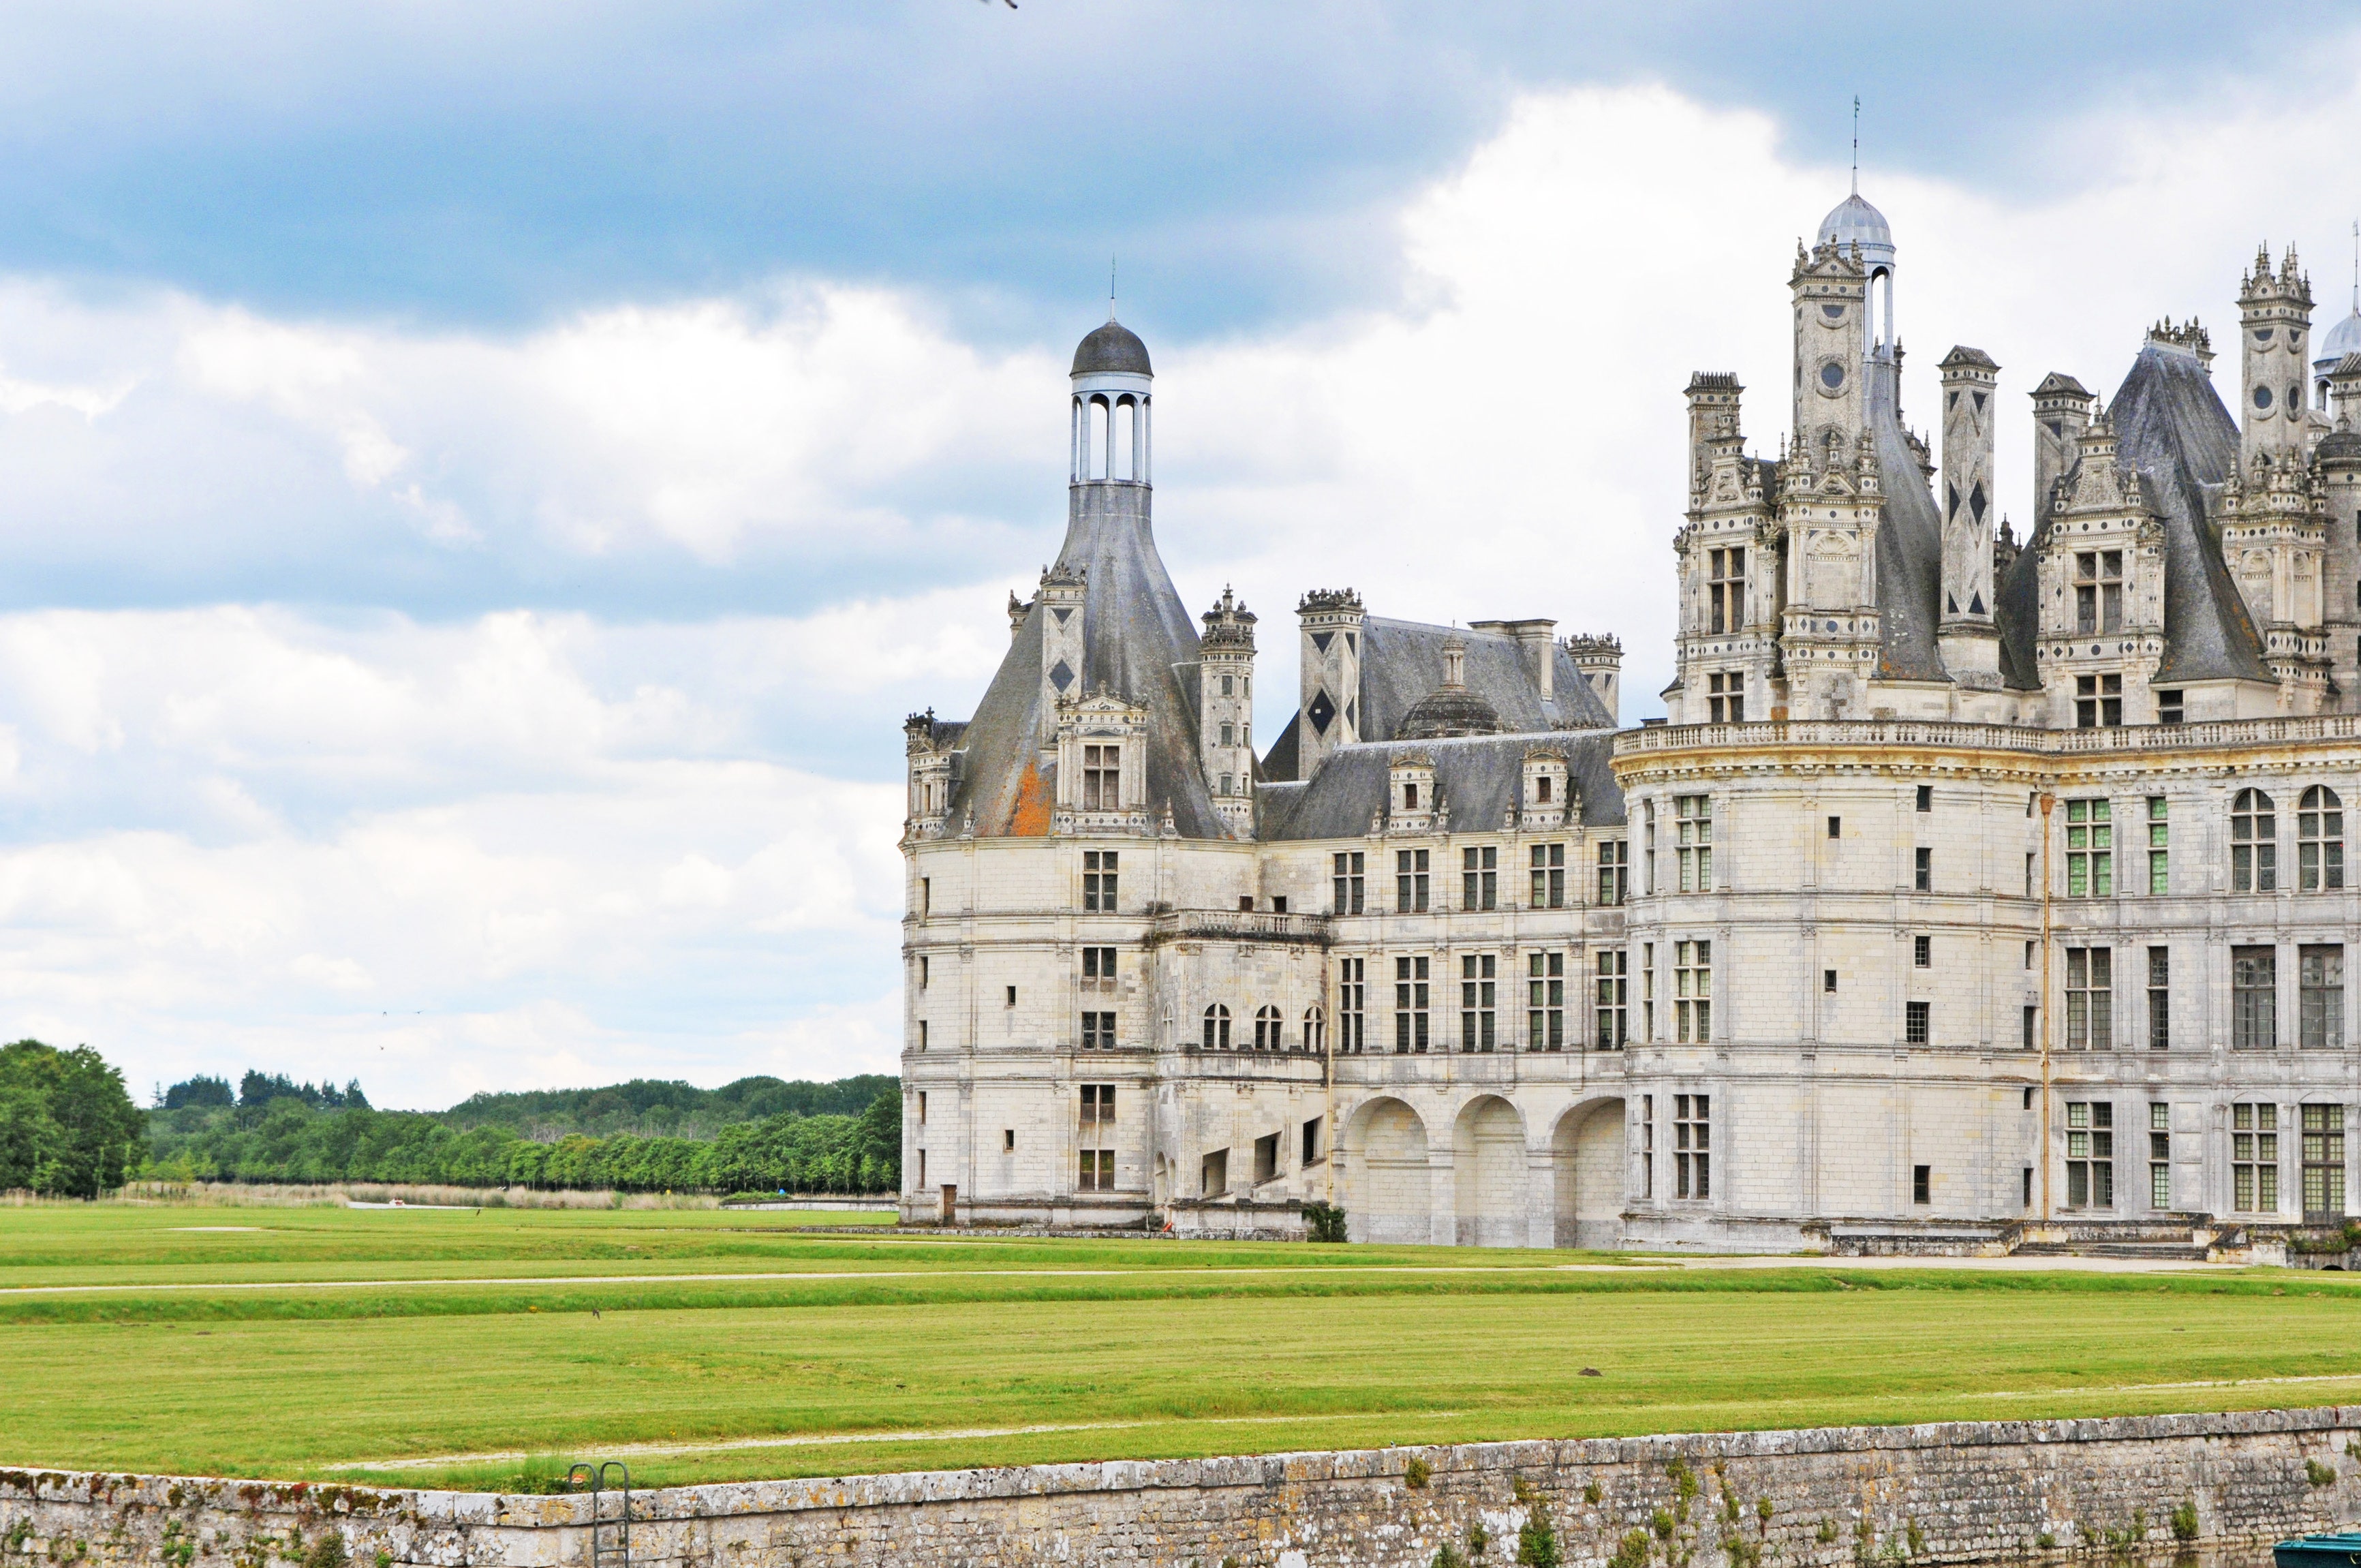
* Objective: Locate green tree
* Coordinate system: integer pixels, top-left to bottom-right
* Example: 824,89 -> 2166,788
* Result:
0,1041 -> 146,1197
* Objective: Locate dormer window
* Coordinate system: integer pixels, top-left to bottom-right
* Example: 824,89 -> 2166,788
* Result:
1709,548 -> 1746,634
1708,671 -> 1745,723
2075,552 -> 2123,634
1404,782 -> 1419,809
1081,744 -> 1122,810
2076,674 -> 2123,728
1536,776 -> 1552,804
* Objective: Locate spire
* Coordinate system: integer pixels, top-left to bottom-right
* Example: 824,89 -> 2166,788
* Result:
1850,95 -> 1860,196
2349,219 -> 2356,314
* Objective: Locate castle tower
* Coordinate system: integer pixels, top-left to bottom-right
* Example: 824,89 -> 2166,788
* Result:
1685,373 -> 1742,506
1564,634 -> 1622,725
2239,245 -> 2315,470
1937,346 -> 2001,684
1296,589 -> 1364,779
1198,587 -> 1258,838
2030,373 -> 2095,522
1790,232 -> 1873,463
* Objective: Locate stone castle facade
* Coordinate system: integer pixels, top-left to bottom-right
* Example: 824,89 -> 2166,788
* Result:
899,188 -> 2361,1250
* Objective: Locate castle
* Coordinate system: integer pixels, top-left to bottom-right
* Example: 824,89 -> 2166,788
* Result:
898,183 -> 2361,1251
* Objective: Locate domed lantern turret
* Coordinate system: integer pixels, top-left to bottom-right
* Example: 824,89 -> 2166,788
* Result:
1817,190 -> 1896,352
1070,314 -> 1153,485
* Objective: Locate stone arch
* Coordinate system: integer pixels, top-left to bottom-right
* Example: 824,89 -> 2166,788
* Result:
1453,1094 -> 1527,1248
1341,1096 -> 1430,1244
1552,1098 -> 1627,1250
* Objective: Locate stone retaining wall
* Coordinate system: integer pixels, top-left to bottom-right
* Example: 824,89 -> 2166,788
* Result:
6,1407 -> 2358,1568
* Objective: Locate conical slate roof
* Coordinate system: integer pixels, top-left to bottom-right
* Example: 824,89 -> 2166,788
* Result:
1994,339 -> 2266,688
942,483 -> 1223,840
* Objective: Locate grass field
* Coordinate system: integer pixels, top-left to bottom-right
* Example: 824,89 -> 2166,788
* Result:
7,1205 -> 2361,1492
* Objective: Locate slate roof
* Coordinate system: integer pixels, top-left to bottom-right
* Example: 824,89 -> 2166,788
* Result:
1261,732 -> 1626,841
1072,320 -> 1152,377
1262,617 -> 1615,782
940,483 -> 1227,840
1994,339 -> 2268,688
1863,352 -> 1948,683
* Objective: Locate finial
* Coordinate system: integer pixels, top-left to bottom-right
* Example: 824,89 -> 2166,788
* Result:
1109,255 -> 1117,323
2349,219 -> 2356,313
1851,95 -> 1860,196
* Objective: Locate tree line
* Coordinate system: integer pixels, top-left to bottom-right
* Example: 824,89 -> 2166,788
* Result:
0,1045 -> 901,1198
146,1090 -> 901,1194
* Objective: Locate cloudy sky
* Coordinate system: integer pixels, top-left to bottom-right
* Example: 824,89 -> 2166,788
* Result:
3,2 -> 2358,1107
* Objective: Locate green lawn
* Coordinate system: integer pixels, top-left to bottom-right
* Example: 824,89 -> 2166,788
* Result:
4,1204 -> 2360,1490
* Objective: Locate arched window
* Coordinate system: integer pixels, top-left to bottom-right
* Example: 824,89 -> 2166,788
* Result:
2301,786 -> 2345,891
1302,1005 -> 1325,1054
1202,1003 -> 1231,1051
2233,788 -> 2277,893
1253,1004 -> 1282,1050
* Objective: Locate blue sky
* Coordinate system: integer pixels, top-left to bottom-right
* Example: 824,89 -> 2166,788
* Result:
1,2 -> 2357,1106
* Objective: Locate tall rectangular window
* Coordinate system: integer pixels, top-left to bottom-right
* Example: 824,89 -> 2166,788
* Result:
1674,940 -> 1711,1043
1530,842 -> 1567,908
1082,850 -> 1118,912
2234,945 -> 2278,1050
1460,954 -> 1496,1052
1642,942 -> 1656,1041
1906,1000 -> 1930,1045
1080,1011 -> 1115,1049
2065,799 -> 2111,897
1078,1085 -> 1115,1192
1081,743 -> 1122,810
1916,784 -> 1933,813
2233,1103 -> 2278,1212
1708,546 -> 1745,634
1915,848 -> 1932,892
1082,946 -> 1116,983
1338,957 -> 1365,1054
1594,950 -> 1627,1048
2147,797 -> 2169,894
1462,846 -> 1498,911
2065,1100 -> 2113,1208
2302,945 -> 2345,1049
1396,849 -> 1430,913
2023,1004 -> 2037,1050
2148,947 -> 2170,1049
2233,789 -> 2277,891
2065,947 -> 2112,1050
2302,787 -> 2346,891
2074,549 -> 2124,634
1676,795 -> 1713,891
2157,688 -> 2185,724
2149,1103 -> 2171,1210
1639,1095 -> 1654,1199
2303,1104 -> 2347,1218
1706,670 -> 1746,722
1332,851 -> 1365,914
1596,839 -> 1629,906
2075,672 -> 2124,728
1393,956 -> 1430,1054
1914,934 -> 1932,968
1528,951 -> 1565,1051
1673,1094 -> 1710,1199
